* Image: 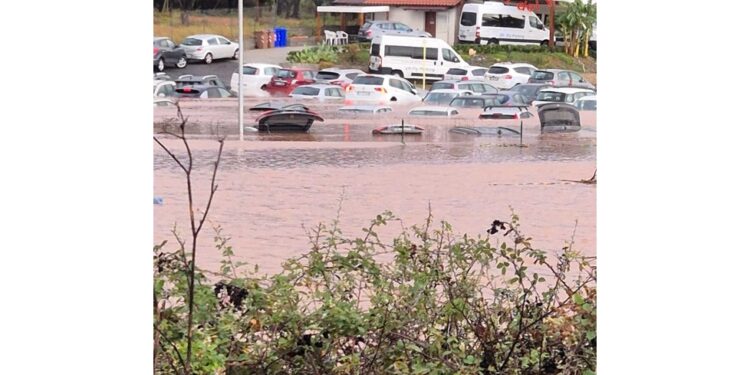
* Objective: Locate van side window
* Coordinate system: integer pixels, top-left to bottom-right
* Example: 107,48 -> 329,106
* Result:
442,48 -> 458,63
482,14 -> 525,29
385,46 -> 436,60
460,12 -> 477,27
371,43 -> 380,56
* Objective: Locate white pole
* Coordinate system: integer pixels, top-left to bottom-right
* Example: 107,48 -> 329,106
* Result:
238,0 -> 244,141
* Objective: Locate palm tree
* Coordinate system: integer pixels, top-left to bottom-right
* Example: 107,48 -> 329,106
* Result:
581,0 -> 597,58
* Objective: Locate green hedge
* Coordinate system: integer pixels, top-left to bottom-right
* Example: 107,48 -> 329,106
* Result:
453,44 -> 565,55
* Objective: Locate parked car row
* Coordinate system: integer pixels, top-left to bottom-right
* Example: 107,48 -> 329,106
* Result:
154,34 -> 239,72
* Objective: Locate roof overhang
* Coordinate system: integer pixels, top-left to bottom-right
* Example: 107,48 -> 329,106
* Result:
317,5 -> 390,14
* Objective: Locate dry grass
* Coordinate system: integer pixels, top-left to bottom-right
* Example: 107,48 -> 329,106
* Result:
153,11 -> 317,44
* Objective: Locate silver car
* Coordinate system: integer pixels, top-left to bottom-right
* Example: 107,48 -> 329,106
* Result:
357,21 -> 431,41
179,34 -> 239,64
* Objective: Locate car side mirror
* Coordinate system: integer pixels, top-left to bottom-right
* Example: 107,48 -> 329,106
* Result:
452,57 -> 459,63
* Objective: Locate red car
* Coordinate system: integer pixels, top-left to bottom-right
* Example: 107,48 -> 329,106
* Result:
263,68 -> 316,96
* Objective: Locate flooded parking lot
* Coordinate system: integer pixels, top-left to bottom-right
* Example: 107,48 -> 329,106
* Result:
154,98 -> 596,275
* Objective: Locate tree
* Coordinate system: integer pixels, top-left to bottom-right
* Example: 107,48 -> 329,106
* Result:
581,0 -> 597,58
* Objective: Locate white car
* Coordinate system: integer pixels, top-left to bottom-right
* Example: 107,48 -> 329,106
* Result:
575,95 -> 597,111
345,74 -> 421,104
422,89 -> 473,106
314,68 -> 365,88
532,88 -> 595,107
230,63 -> 281,96
153,79 -> 176,98
484,63 -> 538,89
289,84 -> 345,101
430,80 -> 500,96
179,34 -> 239,64
444,66 -> 488,81
408,106 -> 460,117
338,105 -> 393,114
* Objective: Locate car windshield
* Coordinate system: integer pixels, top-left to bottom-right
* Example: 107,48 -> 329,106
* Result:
292,87 -> 320,96
537,91 -> 566,102
424,92 -> 457,105
446,68 -> 467,76
277,69 -> 296,79
352,76 -> 384,85
531,71 -> 555,80
181,38 -> 202,46
450,98 -> 486,108
431,82 -> 454,90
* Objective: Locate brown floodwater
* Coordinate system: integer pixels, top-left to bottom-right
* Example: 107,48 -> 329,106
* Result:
154,98 -> 596,276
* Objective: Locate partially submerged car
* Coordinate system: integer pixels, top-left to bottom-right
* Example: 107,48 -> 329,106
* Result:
249,102 -> 310,112
450,94 -> 525,109
153,79 -> 176,98
372,123 -> 425,135
532,88 -> 595,107
289,84 -> 345,101
506,83 -> 552,105
408,106 -> 460,117
254,108 -> 324,132
479,105 -> 533,120
443,66 -> 488,81
230,63 -> 281,96
176,85 -> 235,99
345,74 -> 421,104
314,68 -> 365,89
430,80 -> 499,96
528,69 -> 596,90
484,62 -> 537,89
538,103 -> 581,132
422,89 -> 473,106
575,95 -> 597,111
337,105 -> 393,114
263,68 -> 317,97
175,74 -> 228,91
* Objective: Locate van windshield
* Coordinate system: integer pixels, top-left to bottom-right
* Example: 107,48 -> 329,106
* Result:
460,12 -> 477,26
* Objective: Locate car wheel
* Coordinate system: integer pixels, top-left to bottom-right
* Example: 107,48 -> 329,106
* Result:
233,49 -> 239,59
490,39 -> 499,45
176,56 -> 187,69
392,70 -> 403,78
541,40 -> 549,47
204,53 -> 213,64
390,97 -> 397,102
156,58 -> 165,72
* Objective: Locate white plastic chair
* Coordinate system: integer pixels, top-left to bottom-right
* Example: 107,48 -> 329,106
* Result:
336,31 -> 349,45
324,30 -> 336,45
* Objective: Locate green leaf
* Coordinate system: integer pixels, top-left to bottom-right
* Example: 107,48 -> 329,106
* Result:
463,355 -> 476,365
586,331 -> 596,341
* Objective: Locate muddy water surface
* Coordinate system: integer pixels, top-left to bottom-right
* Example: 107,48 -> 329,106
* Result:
154,98 -> 596,275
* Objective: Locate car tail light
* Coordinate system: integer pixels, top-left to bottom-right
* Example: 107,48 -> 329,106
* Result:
549,80 -> 556,86
375,87 -> 388,94
153,47 -> 159,56
514,113 -> 520,119
366,30 -> 373,37
461,77 -> 468,81
503,75 -> 513,79
346,85 -> 354,92
196,47 -> 203,52
183,87 -> 192,92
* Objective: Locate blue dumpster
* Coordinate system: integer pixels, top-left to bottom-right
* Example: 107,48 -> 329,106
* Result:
273,27 -> 287,47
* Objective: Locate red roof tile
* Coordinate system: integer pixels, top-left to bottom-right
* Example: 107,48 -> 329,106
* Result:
334,0 -> 463,7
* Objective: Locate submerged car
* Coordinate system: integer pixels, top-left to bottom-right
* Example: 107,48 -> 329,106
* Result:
338,105 -> 393,114
263,68 -> 317,97
507,83 -> 552,105
430,80 -> 499,96
289,84 -> 345,101
484,63 -> 537,89
230,63 -> 281,96
176,85 -> 235,98
443,66 -> 488,81
314,68 -> 365,89
254,108 -> 323,132
575,95 -> 597,111
538,103 -> 581,132
528,69 -> 596,90
179,34 -> 239,64
422,89 -> 473,106
345,74 -> 421,104
532,88 -> 595,107
408,106 -> 460,117
450,94 -> 524,109
175,74 -> 228,91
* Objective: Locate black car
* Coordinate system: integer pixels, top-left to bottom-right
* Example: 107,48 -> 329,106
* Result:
154,37 -> 188,72
174,75 -> 228,91
175,85 -> 235,99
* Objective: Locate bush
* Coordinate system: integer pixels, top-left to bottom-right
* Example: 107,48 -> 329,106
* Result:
154,212 -> 597,374
287,44 -> 340,64
454,44 -> 565,55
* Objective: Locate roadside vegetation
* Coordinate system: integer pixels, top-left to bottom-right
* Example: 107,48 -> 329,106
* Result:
555,0 -> 597,58
453,45 -> 596,76
153,107 -> 597,374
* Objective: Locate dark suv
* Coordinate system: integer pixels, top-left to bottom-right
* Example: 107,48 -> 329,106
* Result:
154,37 -> 188,72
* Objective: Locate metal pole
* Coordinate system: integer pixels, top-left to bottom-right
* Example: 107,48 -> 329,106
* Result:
520,120 -> 523,146
422,38 -> 426,90
239,0 -> 244,141
401,118 -> 405,145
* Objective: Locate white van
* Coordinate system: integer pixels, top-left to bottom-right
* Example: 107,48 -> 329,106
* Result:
368,35 -> 469,81
458,1 -> 549,46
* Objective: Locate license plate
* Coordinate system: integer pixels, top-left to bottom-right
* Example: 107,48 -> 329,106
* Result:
489,76 -> 498,81
274,81 -> 285,86
357,91 -> 370,96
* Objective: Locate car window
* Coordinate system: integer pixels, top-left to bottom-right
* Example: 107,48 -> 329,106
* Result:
208,38 -> 219,45
482,14 -> 525,28
264,67 -> 278,76
537,91 -> 565,101
395,23 -> 411,31
432,82 -> 454,90
361,21 -> 372,31
277,69 -> 295,79
156,85 -> 168,96
316,71 -> 340,81
514,67 -> 531,75
345,72 -> 360,80
570,72 -> 583,82
389,78 -> 406,91
181,38 -> 202,46
166,40 -> 175,48
460,12 -> 477,27
482,84 -> 498,94
446,68 -> 467,76
559,72 -> 571,82
378,23 -> 393,30
442,48 -> 458,62
488,66 -> 510,74
565,94 -> 575,103
218,37 -> 231,45
242,66 -> 258,75
457,83 -> 473,91
303,71 -> 315,80
472,68 -> 487,76
293,86 -> 320,96
531,71 -> 554,80
325,88 -> 343,97
353,76 -> 384,85
470,83 -> 486,93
